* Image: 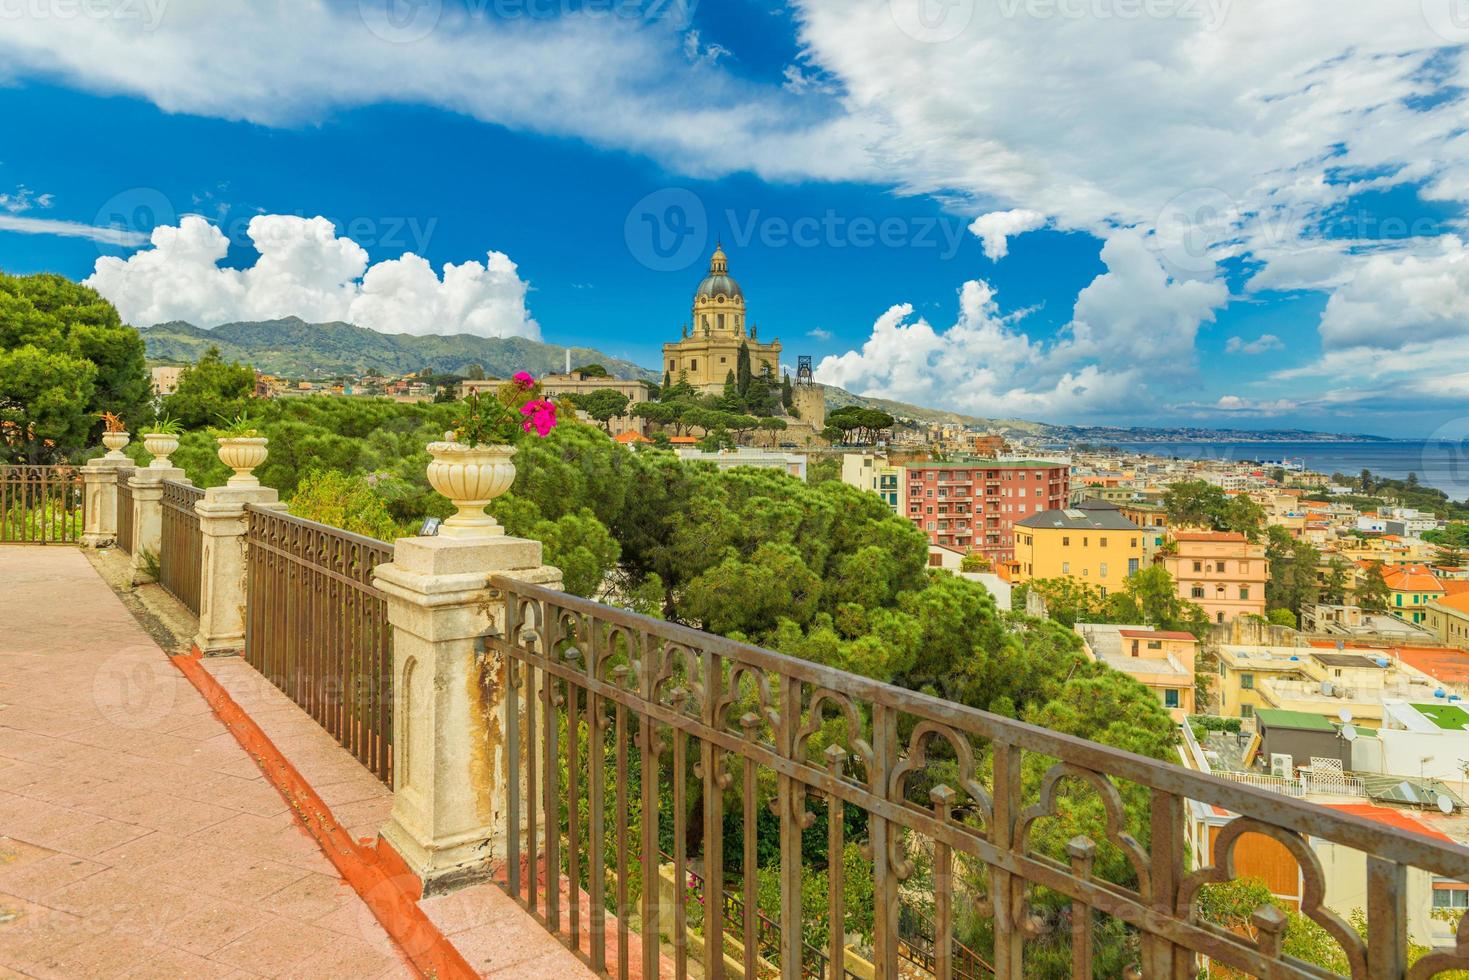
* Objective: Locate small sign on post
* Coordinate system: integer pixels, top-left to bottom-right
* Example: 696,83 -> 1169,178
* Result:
419,516 -> 442,537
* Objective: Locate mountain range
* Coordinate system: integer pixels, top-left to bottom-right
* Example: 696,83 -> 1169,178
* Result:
139,318 -> 1379,443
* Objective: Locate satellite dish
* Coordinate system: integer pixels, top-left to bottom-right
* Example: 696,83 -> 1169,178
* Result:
1439,794 -> 1455,815
1338,708 -> 1353,724
1342,725 -> 1358,742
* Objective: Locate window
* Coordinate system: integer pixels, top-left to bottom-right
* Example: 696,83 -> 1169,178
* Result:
1100,537 -> 1108,547
1063,536 -> 1070,546
1240,673 -> 1254,690
1062,562 -> 1070,574
1433,888 -> 1469,910
691,359 -> 698,371
1193,561 -> 1203,573
1216,561 -> 1226,573
1099,562 -> 1109,578
1128,558 -> 1140,576
1164,689 -> 1180,709
1191,585 -> 1205,599
1239,587 -> 1250,600
1241,704 -> 1253,719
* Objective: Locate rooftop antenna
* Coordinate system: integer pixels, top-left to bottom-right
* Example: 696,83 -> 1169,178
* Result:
566,348 -> 571,374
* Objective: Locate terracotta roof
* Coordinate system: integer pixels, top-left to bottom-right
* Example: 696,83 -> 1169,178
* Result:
1119,629 -> 1198,641
1397,646 -> 1469,684
669,436 -> 699,445
1172,531 -> 1247,542
1433,592 -> 1469,615
614,430 -> 651,443
1322,804 -> 1455,844
1384,565 -> 1444,593
1443,581 -> 1469,596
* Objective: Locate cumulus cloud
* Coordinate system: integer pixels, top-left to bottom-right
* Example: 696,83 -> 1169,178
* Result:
1316,238 -> 1469,351
969,209 -> 1047,260
816,231 -> 1228,421
1206,395 -> 1299,414
0,186 -> 53,214
84,215 -> 540,338
807,327 -> 832,340
1225,334 -> 1284,355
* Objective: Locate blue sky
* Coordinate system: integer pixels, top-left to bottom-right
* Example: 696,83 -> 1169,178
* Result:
2,0 -> 1468,437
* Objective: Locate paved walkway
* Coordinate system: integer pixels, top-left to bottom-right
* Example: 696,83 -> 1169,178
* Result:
0,548 -> 412,979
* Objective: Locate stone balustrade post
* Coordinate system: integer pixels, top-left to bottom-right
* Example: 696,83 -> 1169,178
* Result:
128,466 -> 187,584
80,460 -> 122,548
374,532 -> 561,896
192,484 -> 284,656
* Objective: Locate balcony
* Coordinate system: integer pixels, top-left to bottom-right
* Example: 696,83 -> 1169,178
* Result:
15,456 -> 1469,979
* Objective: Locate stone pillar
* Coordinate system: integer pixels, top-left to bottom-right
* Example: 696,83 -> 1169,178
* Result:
128,466 -> 186,584
374,533 -> 561,896
192,484 -> 284,655
80,461 -> 123,548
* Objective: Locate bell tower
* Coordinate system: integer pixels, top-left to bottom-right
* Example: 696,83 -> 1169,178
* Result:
791,355 -> 825,428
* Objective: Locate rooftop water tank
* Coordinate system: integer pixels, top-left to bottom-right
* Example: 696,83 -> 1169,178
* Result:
1437,689 -> 1448,698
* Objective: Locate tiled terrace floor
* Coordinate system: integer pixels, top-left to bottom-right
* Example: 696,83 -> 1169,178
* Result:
0,547 -> 412,979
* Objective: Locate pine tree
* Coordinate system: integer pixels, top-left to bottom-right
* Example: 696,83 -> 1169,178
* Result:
736,341 -> 752,397
781,373 -> 794,412
663,370 -> 672,398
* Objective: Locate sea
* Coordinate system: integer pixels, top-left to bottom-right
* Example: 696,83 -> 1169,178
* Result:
1058,440 -> 1469,501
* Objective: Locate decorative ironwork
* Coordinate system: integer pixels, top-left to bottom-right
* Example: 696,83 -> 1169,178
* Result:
243,505 -> 394,784
114,468 -> 135,554
486,574 -> 1469,980
0,464 -> 83,545
158,481 -> 203,614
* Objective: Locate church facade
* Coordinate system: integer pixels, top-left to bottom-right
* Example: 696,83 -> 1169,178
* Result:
662,246 -> 781,394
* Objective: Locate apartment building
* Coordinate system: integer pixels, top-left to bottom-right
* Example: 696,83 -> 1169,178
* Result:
1012,500 -> 1144,596
1163,531 -> 1268,624
903,458 -> 1069,564
840,452 -> 905,514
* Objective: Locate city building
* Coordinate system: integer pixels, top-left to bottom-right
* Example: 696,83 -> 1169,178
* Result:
675,446 -> 807,480
1213,645 -> 1312,721
1163,531 -> 1268,624
903,458 -> 1069,564
150,364 -> 183,396
1383,564 -> 1448,625
661,246 -> 780,394
1075,623 -> 1197,720
1426,592 -> 1469,650
840,452 -> 905,513
1012,499 -> 1143,597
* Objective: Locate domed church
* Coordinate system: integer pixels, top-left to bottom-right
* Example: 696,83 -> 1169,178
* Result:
662,245 -> 781,395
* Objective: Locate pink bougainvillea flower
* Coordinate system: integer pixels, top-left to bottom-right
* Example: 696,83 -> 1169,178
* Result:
519,399 -> 558,437
512,371 -> 536,390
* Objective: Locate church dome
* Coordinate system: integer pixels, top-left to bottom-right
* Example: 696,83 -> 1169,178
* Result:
694,245 -> 743,302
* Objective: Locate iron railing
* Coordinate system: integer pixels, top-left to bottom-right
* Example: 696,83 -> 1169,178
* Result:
243,505 -> 394,784
159,481 -> 203,615
0,464 -> 84,544
486,574 -> 1469,980
114,468 -> 135,554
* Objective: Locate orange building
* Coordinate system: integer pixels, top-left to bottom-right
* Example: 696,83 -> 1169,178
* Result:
1163,531 -> 1268,624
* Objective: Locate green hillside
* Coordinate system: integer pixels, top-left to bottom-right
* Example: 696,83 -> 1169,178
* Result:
140,318 -> 658,382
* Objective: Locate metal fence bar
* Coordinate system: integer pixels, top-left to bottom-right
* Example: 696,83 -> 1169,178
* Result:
158,481 -> 203,614
0,465 -> 84,545
243,505 -> 394,784
487,573 -> 1469,980
114,469 -> 135,555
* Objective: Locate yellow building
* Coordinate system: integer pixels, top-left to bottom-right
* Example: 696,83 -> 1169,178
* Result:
1013,499 -> 1144,598
662,246 -> 780,394
1382,564 -> 1446,625
1426,593 -> 1469,650
1213,646 -> 1311,721
1076,624 -> 1198,721
840,452 -> 904,514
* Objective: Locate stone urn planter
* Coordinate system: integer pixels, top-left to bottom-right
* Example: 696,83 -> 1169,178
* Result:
143,433 -> 180,468
425,441 -> 516,537
217,436 -> 269,486
102,431 -> 130,461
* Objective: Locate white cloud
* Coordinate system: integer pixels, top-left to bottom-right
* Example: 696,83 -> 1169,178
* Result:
1317,237 -> 1469,351
1204,395 -> 1299,414
0,214 -> 148,246
807,327 -> 832,340
0,186 -> 53,214
84,215 -> 540,338
1225,334 -> 1284,355
816,231 -> 1227,421
969,209 -> 1046,260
